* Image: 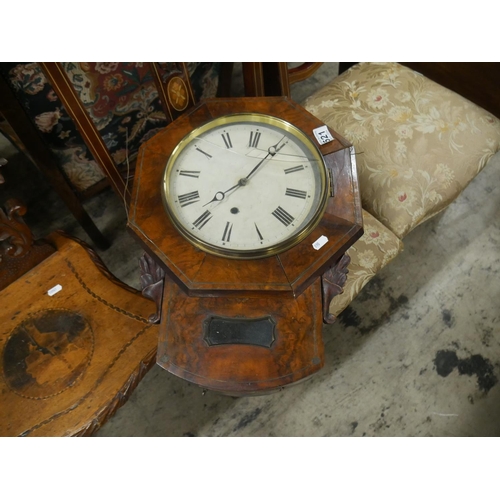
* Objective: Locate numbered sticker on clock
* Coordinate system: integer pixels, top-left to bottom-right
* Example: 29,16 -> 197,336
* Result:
313,125 -> 335,145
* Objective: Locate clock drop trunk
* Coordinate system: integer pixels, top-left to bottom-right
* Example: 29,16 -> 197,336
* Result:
157,275 -> 325,395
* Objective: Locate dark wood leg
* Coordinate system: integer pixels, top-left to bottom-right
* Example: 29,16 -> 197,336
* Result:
242,62 -> 266,97
139,252 -> 165,324
241,62 -> 291,97
321,253 -> 351,324
217,62 -> 234,97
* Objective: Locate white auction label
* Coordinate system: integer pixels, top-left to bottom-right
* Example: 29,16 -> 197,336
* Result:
313,125 -> 335,145
312,235 -> 328,250
47,284 -> 62,296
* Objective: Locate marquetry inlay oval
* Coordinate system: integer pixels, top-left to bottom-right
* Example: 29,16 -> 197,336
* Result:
2,309 -> 94,399
167,76 -> 189,111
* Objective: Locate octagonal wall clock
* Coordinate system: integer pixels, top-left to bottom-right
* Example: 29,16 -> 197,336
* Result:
128,97 -> 363,395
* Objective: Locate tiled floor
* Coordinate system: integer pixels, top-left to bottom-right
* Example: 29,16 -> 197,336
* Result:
1,63 -> 500,436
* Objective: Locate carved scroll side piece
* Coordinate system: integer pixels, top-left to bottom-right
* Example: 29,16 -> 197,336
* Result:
321,253 -> 351,324
139,252 -> 165,324
0,200 -> 56,291
0,199 -> 33,261
0,157 -> 7,184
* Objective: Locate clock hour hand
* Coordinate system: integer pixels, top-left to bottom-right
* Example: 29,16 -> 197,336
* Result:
202,181 -> 241,207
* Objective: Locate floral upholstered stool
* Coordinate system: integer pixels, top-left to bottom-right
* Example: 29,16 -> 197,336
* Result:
327,209 -> 403,321
304,62 -> 500,317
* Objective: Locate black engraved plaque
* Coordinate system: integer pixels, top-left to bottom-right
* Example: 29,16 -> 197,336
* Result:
204,316 -> 276,348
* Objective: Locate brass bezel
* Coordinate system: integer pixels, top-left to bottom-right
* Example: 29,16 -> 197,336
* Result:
161,112 -> 329,259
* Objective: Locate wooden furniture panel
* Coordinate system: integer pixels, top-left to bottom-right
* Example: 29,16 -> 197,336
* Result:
0,231 -> 158,436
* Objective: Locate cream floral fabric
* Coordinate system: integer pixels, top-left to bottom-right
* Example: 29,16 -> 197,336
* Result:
328,209 -> 403,319
305,63 -> 500,239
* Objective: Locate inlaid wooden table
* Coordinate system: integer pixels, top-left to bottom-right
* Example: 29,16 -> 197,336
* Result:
128,97 -> 363,395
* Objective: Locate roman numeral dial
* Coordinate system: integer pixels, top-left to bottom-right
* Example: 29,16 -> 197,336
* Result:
284,165 -> 305,174
192,210 -> 212,229
178,191 -> 200,207
163,113 -> 328,258
272,206 -> 295,227
221,132 -> 232,149
179,170 -> 200,178
249,130 -> 261,148
195,146 -> 212,159
222,222 -> 233,243
255,223 -> 264,242
286,188 -> 307,199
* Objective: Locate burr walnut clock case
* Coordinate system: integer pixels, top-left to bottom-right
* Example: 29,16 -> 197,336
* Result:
128,97 -> 363,395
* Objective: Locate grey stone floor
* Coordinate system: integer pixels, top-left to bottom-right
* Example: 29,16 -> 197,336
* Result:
1,63 -> 499,436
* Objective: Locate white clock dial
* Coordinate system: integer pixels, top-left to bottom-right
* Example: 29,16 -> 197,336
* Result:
162,113 -> 329,259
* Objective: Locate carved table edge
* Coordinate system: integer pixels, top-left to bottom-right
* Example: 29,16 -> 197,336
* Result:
49,230 -> 143,297
70,347 -> 157,437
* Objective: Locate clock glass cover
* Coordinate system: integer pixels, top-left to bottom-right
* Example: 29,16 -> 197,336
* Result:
162,113 -> 329,259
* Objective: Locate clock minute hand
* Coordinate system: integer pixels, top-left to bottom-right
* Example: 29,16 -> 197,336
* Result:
244,136 -> 286,180
202,136 -> 287,207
